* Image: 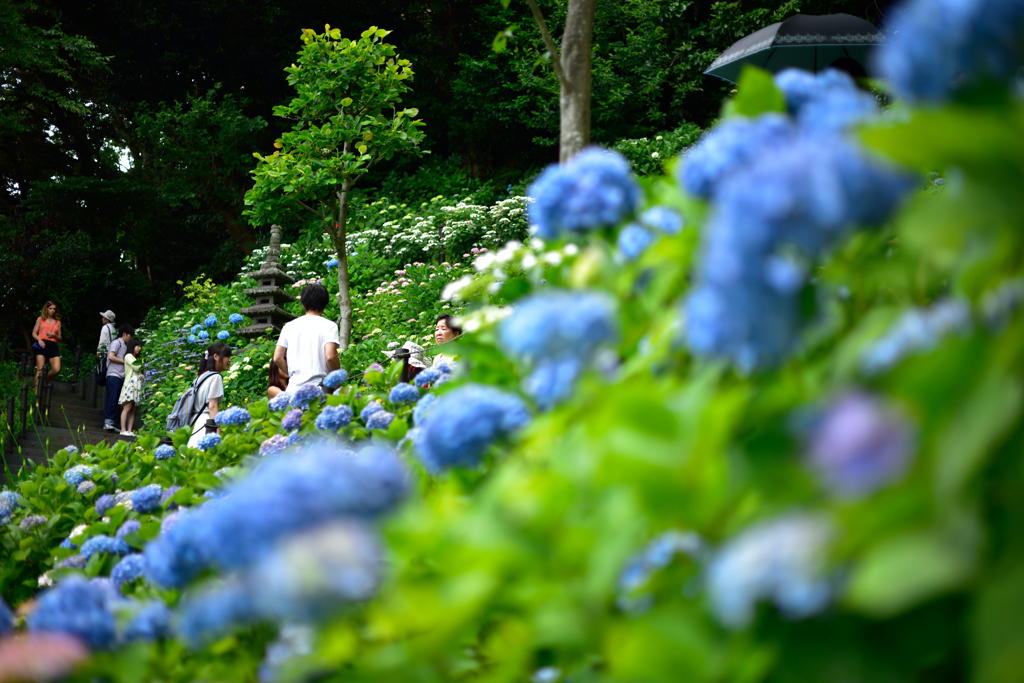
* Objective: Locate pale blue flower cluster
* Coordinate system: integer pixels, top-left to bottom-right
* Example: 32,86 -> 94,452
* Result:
112,554 -> 147,586
281,409 -> 303,432
76,481 -> 96,495
259,624 -> 315,683
366,410 -> 395,431
198,330 -> 210,340
123,601 -> 172,642
315,405 -> 353,431
360,401 -> 383,423
413,366 -> 441,387
95,494 -> 116,516
617,207 -> 686,261
499,290 -> 618,409
412,392 -> 437,425
291,384 -> 323,410
323,368 -> 348,389
217,330 -> 230,340
27,577 -> 118,649
197,433 -> 222,451
389,383 -> 420,405
804,393 -> 915,497
528,147 -> 642,239
981,278 -> 1024,330
874,0 -> 1024,103
191,324 -> 202,334
154,444 -> 176,460
617,531 -> 705,612
117,519 -> 141,538
188,335 -> 197,344
64,445 -> 78,455
81,534 -> 132,558
259,434 -> 290,456
860,298 -> 972,375
0,490 -> 22,524
413,384 -> 531,472
215,406 -> 252,427
682,70 -> 914,371
57,555 -> 88,569
132,485 -> 163,513
326,257 -> 339,268
20,514 -> 47,530
229,313 -> 244,324
204,314 -> 218,328
144,441 -> 409,588
64,464 -> 94,487
706,515 -> 834,628
268,392 -> 292,412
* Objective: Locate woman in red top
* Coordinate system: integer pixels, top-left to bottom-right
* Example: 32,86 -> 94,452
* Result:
32,301 -> 63,385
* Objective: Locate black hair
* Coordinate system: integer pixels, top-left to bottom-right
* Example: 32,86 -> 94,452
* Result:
197,341 -> 232,376
435,314 -> 462,337
118,323 -> 135,337
300,283 -> 330,312
126,339 -> 142,356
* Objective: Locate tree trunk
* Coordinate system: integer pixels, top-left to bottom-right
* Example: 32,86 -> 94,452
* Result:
558,0 -> 596,162
333,178 -> 354,352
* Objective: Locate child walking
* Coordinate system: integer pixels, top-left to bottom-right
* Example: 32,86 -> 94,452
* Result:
119,339 -> 143,437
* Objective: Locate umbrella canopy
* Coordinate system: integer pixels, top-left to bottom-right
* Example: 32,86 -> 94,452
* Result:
705,13 -> 884,84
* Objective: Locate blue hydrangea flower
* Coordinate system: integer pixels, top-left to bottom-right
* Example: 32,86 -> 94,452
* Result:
413,392 -> 437,425
259,434 -> 290,456
191,324 -> 202,335
117,519 -> 141,539
0,595 -> 13,634
197,433 -> 222,451
188,334 -> 197,344
229,313 -> 244,324
76,481 -> 96,495
679,114 -> 796,199
95,494 -> 116,516
528,147 -> 642,239
217,330 -> 230,340
198,330 -> 210,341
215,406 -> 252,427
176,582 -> 256,647
0,490 -> 23,524
80,534 -> 131,558
413,366 -> 441,387
57,554 -> 88,570
617,531 -> 705,611
860,298 -> 972,375
160,485 -> 181,507
326,258 -> 339,268
205,314 -> 218,328
27,577 -> 117,649
143,440 -> 408,588
413,384 -> 531,472
706,515 -> 834,629
774,68 -> 878,133
63,464 -> 94,487
617,223 -> 656,261
322,368 -> 348,389
366,410 -> 395,431
290,384 -> 323,410
522,356 -> 585,411
131,485 -> 163,513
281,409 -> 303,432
639,206 -> 685,235
803,392 -> 916,497
123,600 -> 171,642
499,290 -> 618,362
60,537 -> 78,550
360,402 -> 384,423
315,405 -> 353,431
154,444 -> 176,460
873,0 -> 1024,103
111,554 -> 147,586
268,392 -> 292,412
20,514 -> 47,530
389,383 -> 420,405
287,432 -> 303,446
63,445 -> 78,455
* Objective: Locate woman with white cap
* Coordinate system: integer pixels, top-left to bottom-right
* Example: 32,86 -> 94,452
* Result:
383,341 -> 431,384
97,310 -> 117,359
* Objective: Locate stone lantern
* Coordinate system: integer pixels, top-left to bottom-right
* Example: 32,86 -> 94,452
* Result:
236,225 -> 297,340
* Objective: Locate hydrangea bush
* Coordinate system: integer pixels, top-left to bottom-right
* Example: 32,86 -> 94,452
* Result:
3,2 -> 1024,679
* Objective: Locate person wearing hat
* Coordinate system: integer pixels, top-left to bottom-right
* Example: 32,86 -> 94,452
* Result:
97,310 -> 117,359
383,341 -> 431,383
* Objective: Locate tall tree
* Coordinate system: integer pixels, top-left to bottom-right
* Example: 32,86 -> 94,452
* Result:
245,26 -> 426,349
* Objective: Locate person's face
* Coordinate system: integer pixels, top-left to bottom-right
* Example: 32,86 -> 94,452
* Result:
101,316 -> 109,325
215,354 -> 232,372
435,319 -> 456,344
46,304 -> 56,318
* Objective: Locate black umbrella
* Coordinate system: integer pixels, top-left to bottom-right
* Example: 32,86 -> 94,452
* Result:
704,14 -> 884,84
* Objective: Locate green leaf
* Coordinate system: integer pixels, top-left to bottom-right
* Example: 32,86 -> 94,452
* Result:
20,481 -> 39,497
192,473 -> 222,490
493,31 -> 508,54
171,487 -> 194,506
723,66 -> 786,119
387,416 -> 408,440
973,565 -> 1024,683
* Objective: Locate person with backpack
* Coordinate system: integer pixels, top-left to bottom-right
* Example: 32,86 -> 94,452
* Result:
96,310 -> 117,359
186,342 -> 232,448
103,324 -> 134,432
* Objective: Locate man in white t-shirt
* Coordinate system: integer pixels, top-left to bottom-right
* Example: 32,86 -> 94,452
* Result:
273,283 -> 341,389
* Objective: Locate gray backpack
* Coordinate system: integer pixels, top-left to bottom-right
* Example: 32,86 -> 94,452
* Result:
166,372 -> 219,433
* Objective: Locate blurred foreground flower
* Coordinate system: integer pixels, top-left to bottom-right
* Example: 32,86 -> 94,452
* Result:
0,633 -> 90,683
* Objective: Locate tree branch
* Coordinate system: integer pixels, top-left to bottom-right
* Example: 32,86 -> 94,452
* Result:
525,0 -> 568,88
292,197 -> 322,218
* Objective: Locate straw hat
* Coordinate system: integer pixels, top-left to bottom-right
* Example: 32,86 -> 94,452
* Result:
100,310 -> 116,322
383,341 -> 431,369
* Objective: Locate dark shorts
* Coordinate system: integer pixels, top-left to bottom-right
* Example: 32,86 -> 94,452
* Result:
34,341 -> 60,360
